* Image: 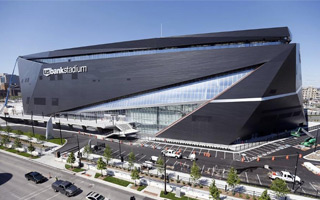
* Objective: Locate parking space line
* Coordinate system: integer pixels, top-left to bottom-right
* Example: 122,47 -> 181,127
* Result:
173,161 -> 178,166
45,192 -> 61,200
201,165 -> 205,174
169,145 -> 174,150
224,152 -> 226,159
166,158 -> 170,164
215,151 -> 218,157
138,155 -> 146,161
111,150 -> 119,155
155,143 -> 161,148
163,144 -> 167,149
302,188 -> 306,193
310,182 -> 318,191
257,174 -> 262,185
183,147 -> 187,153
245,172 -> 249,183
199,149 -> 202,155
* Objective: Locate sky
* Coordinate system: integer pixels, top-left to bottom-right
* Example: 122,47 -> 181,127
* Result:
0,1 -> 319,87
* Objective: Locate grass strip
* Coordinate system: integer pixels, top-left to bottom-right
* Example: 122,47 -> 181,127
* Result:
0,146 -> 39,159
65,164 -> 86,172
103,176 -> 132,187
137,185 -> 147,191
94,173 -> 101,178
160,191 -> 197,200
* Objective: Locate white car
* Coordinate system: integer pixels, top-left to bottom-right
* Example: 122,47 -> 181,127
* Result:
161,149 -> 182,159
268,171 -> 301,183
86,191 -> 107,200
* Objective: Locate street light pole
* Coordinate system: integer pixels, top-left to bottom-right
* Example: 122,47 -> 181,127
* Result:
31,111 -> 35,137
164,154 -> 168,195
59,120 -> 63,145
292,152 -> 299,191
314,129 -> 319,153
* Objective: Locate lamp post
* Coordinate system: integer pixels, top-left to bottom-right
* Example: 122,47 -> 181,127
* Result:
314,129 -> 319,153
73,133 -> 82,168
163,153 -> 168,195
292,152 -> 300,191
59,120 -> 63,145
31,111 -> 35,137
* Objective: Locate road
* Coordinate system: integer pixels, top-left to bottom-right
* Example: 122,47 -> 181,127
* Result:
0,152 -> 155,200
2,120 -> 320,198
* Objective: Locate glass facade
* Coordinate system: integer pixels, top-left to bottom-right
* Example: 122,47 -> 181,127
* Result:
35,41 -> 283,64
71,68 -> 254,136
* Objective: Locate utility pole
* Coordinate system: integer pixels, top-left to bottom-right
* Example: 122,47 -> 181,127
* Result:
59,120 -> 63,145
314,129 -> 319,152
292,152 -> 299,191
164,154 -> 168,194
31,111 -> 35,136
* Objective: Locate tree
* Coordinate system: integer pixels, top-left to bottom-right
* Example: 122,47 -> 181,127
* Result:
67,152 -> 76,169
227,167 -> 240,190
97,157 -> 106,176
270,178 -> 289,199
128,151 -> 136,170
258,190 -> 271,200
131,167 -> 140,186
156,157 -> 164,176
28,143 -> 35,152
14,137 -> 22,148
209,180 -> 220,200
1,135 -> 10,147
190,161 -> 201,185
83,145 -> 92,160
103,145 -> 112,165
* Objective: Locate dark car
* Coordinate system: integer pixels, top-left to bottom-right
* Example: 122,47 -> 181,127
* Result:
52,180 -> 80,197
25,172 -> 46,183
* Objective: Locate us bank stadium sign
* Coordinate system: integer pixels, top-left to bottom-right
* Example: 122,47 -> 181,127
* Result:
43,65 -> 88,77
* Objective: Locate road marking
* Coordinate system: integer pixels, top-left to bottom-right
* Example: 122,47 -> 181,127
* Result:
245,172 -> 249,183
45,192 -> 61,200
257,174 -> 262,185
183,147 -> 187,153
173,161 -> 178,166
23,187 -> 52,200
199,149 -> 202,155
310,182 -> 318,191
163,144 -> 167,149
138,155 -> 146,161
169,145 -> 174,150
155,143 -> 161,148
302,188 -> 306,193
166,158 -> 170,164
18,185 -> 52,199
201,165 -> 205,174
11,193 -> 21,199
224,152 -> 226,159
111,150 -> 119,155
215,151 -> 218,157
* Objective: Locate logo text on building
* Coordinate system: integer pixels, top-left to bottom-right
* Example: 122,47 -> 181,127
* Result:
43,65 -> 88,77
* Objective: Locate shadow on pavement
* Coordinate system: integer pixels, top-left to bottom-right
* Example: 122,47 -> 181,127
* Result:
0,173 -> 13,186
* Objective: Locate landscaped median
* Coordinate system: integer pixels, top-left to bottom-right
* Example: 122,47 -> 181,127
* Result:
94,172 -> 132,187
65,164 -> 86,173
160,191 -> 197,200
0,145 -> 39,159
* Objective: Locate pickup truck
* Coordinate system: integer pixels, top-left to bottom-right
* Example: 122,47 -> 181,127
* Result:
52,180 -> 80,197
161,149 -> 182,159
268,171 -> 301,183
25,171 -> 46,184
142,161 -> 154,169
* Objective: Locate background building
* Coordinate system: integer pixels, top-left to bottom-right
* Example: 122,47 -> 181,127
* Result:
0,73 -> 20,99
15,27 -> 306,145
302,86 -> 319,100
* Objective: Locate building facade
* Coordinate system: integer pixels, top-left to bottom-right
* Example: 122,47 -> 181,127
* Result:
302,86 -> 319,100
0,73 -> 21,98
16,27 -> 306,145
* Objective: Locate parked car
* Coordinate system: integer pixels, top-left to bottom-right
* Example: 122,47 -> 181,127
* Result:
161,149 -> 182,159
52,180 -> 80,197
25,171 -> 46,183
86,191 -> 107,200
268,170 -> 301,183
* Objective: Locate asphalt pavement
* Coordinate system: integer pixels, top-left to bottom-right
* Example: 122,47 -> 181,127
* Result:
0,151 -> 155,200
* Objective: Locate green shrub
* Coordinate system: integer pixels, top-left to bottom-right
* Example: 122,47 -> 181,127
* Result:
137,185 -> 147,191
246,194 -> 250,199
103,176 -> 132,187
95,173 -> 101,178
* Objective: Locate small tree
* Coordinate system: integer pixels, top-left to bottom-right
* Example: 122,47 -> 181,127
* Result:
190,161 -> 201,185
128,151 -> 136,170
5,126 -> 12,133
28,143 -> 35,152
156,157 -> 164,176
227,167 -> 240,191
14,137 -> 22,148
83,145 -> 92,160
1,135 -> 10,147
67,152 -> 76,169
131,167 -> 140,186
209,180 -> 220,200
103,145 -> 112,165
258,190 -> 271,200
270,178 -> 289,199
97,157 -> 106,176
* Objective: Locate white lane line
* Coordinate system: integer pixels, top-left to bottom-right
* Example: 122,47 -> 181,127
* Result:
191,148 -> 194,154
215,151 -> 218,157
166,158 -> 170,164
18,185 -> 51,199
138,155 -> 146,161
245,172 -> 249,183
169,145 -> 174,150
302,188 -> 306,193
173,161 -> 178,166
111,150 -> 119,155
11,193 -> 21,199
183,147 -> 187,153
155,143 -> 161,148
23,188 -> 52,200
310,182 -> 318,191
201,165 -> 205,174
224,152 -> 226,159
199,149 -> 202,155
163,144 -> 167,149
257,174 -> 262,185
45,192 -> 61,200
